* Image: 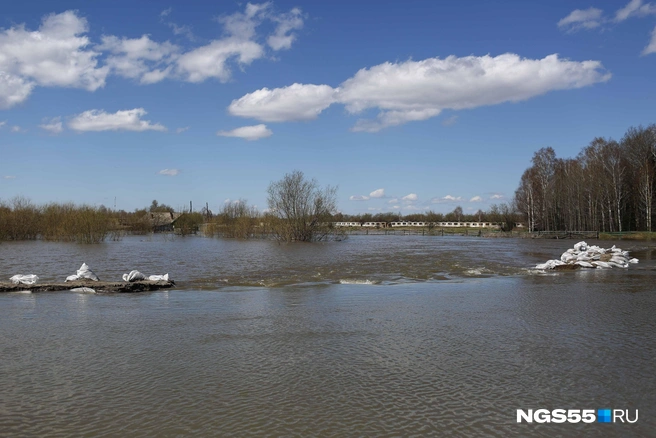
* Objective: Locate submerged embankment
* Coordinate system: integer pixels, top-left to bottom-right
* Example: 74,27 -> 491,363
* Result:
1,235 -> 655,289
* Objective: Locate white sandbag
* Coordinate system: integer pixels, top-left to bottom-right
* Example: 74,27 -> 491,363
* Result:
10,274 -> 39,285
76,263 -> 99,281
535,259 -> 564,270
148,274 -> 170,281
575,261 -> 594,268
122,270 -> 146,282
629,258 -> 639,264
65,274 -> 80,282
573,241 -> 587,252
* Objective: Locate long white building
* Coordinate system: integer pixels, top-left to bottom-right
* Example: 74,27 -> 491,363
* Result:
332,221 -> 523,229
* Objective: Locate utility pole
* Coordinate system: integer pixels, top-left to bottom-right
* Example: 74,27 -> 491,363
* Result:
190,200 -> 192,213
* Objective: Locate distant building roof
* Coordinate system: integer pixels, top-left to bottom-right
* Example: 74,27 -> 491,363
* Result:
145,212 -> 183,226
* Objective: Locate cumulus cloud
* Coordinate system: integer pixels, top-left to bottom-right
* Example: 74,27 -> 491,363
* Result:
10,125 -> 24,133
387,198 -> 398,204
470,196 -> 483,202
158,169 -> 180,176
349,195 -> 370,201
402,193 -> 418,201
0,11 -> 108,108
228,53 -> 610,131
0,73 -> 35,109
0,121 -> 5,128
267,7 -> 304,50
98,35 -> 179,84
69,108 -> 167,132
369,188 -> 385,198
229,83 -> 336,122
340,54 -> 610,132
217,124 -> 272,140
3,175 -> 16,179
0,5 -> 306,106
644,26 -> 656,54
39,117 -> 63,134
176,126 -> 190,134
176,39 -> 263,83
175,3 -> 304,83
557,8 -> 605,31
490,194 -> 504,200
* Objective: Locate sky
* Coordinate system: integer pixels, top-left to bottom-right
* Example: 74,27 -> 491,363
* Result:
0,0 -> 655,215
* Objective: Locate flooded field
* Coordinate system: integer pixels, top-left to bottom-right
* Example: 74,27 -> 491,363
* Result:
1,235 -> 655,436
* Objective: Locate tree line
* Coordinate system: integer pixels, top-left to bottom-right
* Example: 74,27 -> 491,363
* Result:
1,170 -> 520,243
514,124 -> 656,232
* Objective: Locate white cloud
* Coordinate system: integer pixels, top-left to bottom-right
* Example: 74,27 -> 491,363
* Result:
267,7 -> 304,50
69,108 -> 167,132
349,195 -> 370,201
615,0 -> 656,22
176,39 -> 264,83
0,73 -> 34,109
441,115 -> 458,126
369,188 -> 385,198
558,8 -> 605,31
98,35 -> 179,84
217,124 -> 272,140
3,175 -> 16,179
39,117 -> 63,134
158,169 -> 180,176
10,125 -> 24,133
228,53 -> 610,131
490,194 -> 504,200
470,196 -> 483,202
402,193 -> 418,201
339,54 -> 610,132
175,3 -> 304,83
0,5 -> 306,107
176,126 -> 190,134
432,195 -> 463,203
643,25 -> 656,54
229,83 -> 336,122
387,198 -> 398,204
0,121 -> 5,128
0,11 -> 109,108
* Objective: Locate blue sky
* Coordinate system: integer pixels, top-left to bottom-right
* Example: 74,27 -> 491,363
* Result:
1,0 -> 655,215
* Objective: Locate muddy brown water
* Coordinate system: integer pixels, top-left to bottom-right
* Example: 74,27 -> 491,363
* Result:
1,235 -> 655,437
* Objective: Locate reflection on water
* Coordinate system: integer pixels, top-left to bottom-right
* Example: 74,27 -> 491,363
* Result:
0,236 -> 655,436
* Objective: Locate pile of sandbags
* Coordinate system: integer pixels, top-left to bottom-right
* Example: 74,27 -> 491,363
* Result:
10,274 -> 39,285
536,241 -> 639,270
121,271 -> 169,282
65,263 -> 100,282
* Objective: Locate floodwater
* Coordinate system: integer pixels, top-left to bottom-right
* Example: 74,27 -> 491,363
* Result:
1,235 -> 655,437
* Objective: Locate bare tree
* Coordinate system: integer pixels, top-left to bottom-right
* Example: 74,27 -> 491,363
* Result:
267,171 -> 338,242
